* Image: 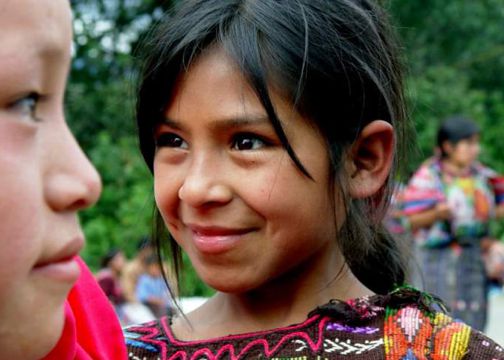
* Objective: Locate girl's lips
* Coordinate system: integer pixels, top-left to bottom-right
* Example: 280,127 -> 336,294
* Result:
188,225 -> 255,254
32,236 -> 83,283
32,256 -> 81,283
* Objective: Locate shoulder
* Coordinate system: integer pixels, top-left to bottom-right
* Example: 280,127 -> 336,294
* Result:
137,274 -> 152,284
408,157 -> 441,185
384,305 -> 503,359
473,161 -> 498,178
137,273 -> 148,280
329,288 -> 504,359
402,159 -> 444,213
372,287 -> 504,359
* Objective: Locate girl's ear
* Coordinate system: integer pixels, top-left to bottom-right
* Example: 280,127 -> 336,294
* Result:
345,120 -> 394,199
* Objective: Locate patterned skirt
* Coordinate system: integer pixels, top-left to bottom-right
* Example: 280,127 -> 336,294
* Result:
411,239 -> 487,331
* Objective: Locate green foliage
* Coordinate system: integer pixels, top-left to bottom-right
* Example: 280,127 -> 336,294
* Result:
405,66 -> 487,169
79,132 -> 153,270
66,78 -> 137,150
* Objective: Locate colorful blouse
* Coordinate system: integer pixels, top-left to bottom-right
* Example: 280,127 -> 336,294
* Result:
124,288 -> 503,359
402,157 -> 497,248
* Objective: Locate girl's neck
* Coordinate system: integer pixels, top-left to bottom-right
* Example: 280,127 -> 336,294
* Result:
440,157 -> 471,176
215,267 -> 370,326
171,256 -> 372,341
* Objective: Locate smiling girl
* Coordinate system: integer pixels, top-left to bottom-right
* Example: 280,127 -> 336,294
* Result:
125,0 -> 504,358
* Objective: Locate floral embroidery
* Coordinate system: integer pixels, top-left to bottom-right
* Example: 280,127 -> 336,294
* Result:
384,306 -> 433,359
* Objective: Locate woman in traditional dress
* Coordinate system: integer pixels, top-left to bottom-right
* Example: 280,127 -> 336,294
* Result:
403,116 -> 504,330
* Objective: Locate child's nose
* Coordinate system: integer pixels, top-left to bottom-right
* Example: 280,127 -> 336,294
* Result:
45,128 -> 102,212
177,155 -> 232,208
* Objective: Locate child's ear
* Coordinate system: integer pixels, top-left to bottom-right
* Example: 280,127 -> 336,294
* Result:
345,120 -> 394,199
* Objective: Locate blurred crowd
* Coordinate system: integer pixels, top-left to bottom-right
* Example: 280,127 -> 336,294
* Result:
94,237 -> 177,325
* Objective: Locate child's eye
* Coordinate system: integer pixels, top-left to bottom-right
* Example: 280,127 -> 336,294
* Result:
155,132 -> 188,149
9,92 -> 42,122
231,133 -> 269,151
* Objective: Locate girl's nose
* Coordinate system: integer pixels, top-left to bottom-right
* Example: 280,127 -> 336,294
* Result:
44,127 -> 102,212
177,155 -> 233,208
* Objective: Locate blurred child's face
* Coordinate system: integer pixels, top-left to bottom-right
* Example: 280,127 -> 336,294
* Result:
148,263 -> 162,277
446,134 -> 481,168
0,0 -> 101,357
110,252 -> 126,273
154,49 -> 341,294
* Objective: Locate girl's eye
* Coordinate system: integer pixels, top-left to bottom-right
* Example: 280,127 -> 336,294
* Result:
9,92 -> 41,122
156,132 -> 188,149
232,133 -> 269,151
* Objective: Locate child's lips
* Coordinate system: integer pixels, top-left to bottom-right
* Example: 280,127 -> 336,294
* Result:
32,236 -> 83,283
32,256 -> 81,283
187,225 -> 256,254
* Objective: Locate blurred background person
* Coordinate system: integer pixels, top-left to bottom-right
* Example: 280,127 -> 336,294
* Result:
121,236 -> 154,303
96,246 -> 159,325
136,254 -> 176,318
402,115 -> 504,330
96,249 -> 126,316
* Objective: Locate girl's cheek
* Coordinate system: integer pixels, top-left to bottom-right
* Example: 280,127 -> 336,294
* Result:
154,175 -> 173,212
155,170 -> 187,219
155,186 -> 173,212
246,175 -> 287,213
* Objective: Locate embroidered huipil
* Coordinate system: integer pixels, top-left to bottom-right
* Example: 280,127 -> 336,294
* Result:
124,288 -> 503,359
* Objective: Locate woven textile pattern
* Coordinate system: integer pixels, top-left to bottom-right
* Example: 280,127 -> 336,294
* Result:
125,290 -> 504,359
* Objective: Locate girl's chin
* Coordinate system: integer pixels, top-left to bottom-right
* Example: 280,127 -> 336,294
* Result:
202,276 -> 259,294
39,305 -> 67,357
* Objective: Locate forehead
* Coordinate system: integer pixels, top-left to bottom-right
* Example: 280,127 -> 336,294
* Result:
0,0 -> 72,66
457,134 -> 480,144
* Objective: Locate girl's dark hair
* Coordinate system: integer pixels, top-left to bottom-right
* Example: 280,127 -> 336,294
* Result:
437,116 -> 480,158
136,0 -> 410,294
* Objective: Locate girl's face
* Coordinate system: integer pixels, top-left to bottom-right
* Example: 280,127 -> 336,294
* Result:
445,134 -> 481,168
0,0 -> 101,357
154,49 -> 342,294
110,252 -> 126,273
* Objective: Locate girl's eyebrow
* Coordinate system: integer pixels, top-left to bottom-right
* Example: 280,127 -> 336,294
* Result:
160,117 -> 185,131
162,114 -> 273,132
